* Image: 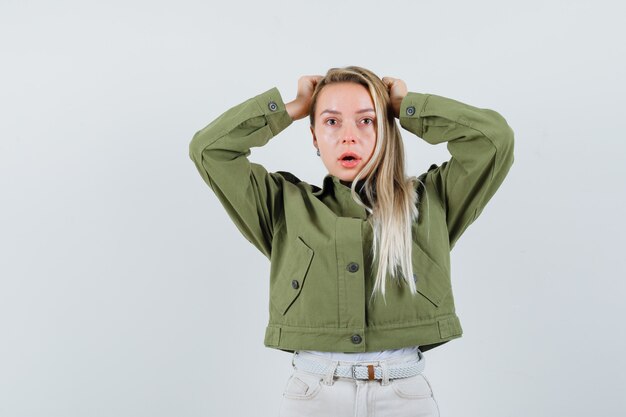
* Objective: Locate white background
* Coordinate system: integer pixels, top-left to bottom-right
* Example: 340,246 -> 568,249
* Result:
1,0 -> 625,416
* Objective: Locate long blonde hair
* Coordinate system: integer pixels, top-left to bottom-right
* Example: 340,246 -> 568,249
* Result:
309,66 -> 420,303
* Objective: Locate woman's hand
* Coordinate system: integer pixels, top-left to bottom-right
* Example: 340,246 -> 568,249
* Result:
382,77 -> 408,119
286,75 -> 323,121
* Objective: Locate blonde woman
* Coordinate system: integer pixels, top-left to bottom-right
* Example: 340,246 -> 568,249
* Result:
189,66 -> 514,416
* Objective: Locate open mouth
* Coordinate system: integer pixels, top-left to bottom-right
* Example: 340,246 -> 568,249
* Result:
339,152 -> 361,168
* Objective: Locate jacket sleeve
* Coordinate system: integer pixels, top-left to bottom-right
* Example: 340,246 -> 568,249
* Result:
188,87 -> 293,259
399,92 -> 514,249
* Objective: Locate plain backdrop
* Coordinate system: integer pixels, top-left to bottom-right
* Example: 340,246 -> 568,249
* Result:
1,0 -> 625,416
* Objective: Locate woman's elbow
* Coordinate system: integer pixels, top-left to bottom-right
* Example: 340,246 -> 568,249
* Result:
484,109 -> 515,174
486,109 -> 514,156
188,129 -> 208,164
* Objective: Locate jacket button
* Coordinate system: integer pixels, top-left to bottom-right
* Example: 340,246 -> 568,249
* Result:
291,279 -> 299,289
351,334 -> 362,344
413,273 -> 418,282
406,105 -> 416,116
268,101 -> 278,112
347,262 -> 359,273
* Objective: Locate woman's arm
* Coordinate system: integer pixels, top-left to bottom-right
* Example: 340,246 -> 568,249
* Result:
188,87 -> 292,258
385,78 -> 515,248
188,76 -> 321,259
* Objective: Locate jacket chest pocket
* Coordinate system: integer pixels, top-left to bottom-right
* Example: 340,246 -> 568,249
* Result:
276,236 -> 314,315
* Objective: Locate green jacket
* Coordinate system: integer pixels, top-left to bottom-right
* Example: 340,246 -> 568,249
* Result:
189,87 -> 514,353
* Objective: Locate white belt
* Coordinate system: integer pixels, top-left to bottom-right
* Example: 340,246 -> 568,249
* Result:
292,350 -> 425,381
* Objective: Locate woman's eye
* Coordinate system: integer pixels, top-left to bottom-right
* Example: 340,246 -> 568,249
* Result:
362,118 -> 374,125
325,118 -> 337,126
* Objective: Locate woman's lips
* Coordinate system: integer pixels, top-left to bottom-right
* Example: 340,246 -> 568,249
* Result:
340,159 -> 360,168
339,152 -> 361,168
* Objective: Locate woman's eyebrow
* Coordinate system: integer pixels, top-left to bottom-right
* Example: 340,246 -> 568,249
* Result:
320,108 -> 375,115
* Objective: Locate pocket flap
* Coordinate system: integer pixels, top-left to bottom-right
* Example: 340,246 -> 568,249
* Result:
280,236 -> 314,315
412,242 -> 449,307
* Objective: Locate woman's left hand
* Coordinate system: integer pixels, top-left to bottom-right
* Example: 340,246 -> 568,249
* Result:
382,77 -> 408,119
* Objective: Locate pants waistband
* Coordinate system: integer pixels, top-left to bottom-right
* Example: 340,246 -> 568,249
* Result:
291,349 -> 425,385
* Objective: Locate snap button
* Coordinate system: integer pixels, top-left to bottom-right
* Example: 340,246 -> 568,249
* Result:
268,101 -> 278,112
291,279 -> 299,289
347,262 -> 359,273
406,105 -> 416,116
351,334 -> 362,344
413,273 -> 418,282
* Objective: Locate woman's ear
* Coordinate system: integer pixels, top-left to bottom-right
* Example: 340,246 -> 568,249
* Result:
310,125 -> 317,147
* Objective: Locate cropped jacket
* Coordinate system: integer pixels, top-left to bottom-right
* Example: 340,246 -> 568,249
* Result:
189,87 -> 514,353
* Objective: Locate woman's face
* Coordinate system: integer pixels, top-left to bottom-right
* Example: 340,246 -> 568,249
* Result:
311,82 -> 377,183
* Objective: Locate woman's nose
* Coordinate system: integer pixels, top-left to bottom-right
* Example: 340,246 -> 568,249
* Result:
340,125 -> 358,143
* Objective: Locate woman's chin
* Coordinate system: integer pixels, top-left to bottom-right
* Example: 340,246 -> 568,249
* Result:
333,172 -> 357,182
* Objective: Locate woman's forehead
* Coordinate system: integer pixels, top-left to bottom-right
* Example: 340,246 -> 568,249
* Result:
316,82 -> 374,114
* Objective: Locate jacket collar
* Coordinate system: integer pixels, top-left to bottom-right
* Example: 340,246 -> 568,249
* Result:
312,174 -> 368,196
312,174 -> 376,214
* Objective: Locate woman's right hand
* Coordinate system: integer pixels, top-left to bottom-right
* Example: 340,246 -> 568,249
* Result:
382,77 -> 408,119
286,75 -> 323,121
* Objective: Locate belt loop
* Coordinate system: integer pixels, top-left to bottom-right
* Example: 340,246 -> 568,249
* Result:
380,360 -> 390,386
322,360 -> 339,386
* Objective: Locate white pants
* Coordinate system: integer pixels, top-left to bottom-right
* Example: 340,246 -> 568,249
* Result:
278,350 -> 440,417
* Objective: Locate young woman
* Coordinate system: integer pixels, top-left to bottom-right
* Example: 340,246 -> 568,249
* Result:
189,66 -> 514,416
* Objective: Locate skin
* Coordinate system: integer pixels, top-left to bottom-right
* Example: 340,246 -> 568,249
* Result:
311,82 -> 377,182
286,75 -> 408,183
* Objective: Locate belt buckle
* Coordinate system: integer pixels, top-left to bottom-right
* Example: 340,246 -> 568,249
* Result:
351,364 -> 360,379
351,364 -> 376,380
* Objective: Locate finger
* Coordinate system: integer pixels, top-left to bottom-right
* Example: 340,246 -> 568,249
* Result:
304,75 -> 323,88
381,77 -> 395,90
311,75 -> 323,87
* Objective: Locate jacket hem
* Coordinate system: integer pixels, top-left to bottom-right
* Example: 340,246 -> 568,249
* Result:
263,315 -> 463,353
